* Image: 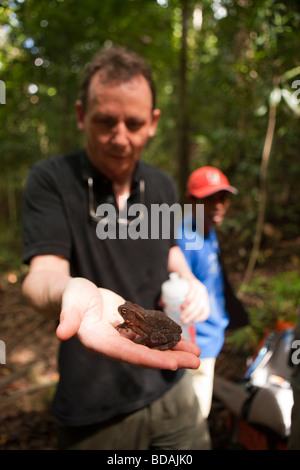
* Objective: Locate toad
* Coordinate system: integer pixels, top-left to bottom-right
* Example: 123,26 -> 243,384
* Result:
116,301 -> 182,350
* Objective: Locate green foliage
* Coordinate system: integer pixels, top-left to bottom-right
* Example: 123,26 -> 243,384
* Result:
227,270 -> 300,354
0,0 -> 300,274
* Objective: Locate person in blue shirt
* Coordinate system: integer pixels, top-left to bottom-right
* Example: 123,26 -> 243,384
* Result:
177,166 -> 246,419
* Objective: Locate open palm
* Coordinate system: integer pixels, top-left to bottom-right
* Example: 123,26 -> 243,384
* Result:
56,278 -> 201,370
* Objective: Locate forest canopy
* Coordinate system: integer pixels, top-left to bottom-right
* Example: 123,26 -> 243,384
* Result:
0,0 -> 300,277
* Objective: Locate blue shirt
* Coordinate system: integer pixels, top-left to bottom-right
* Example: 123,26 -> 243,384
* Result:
177,217 -> 229,358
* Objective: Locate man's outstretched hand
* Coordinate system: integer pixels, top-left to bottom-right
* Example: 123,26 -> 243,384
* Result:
56,278 -> 201,370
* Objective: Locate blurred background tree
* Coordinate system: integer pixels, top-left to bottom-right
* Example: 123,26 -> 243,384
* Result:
0,0 -> 299,284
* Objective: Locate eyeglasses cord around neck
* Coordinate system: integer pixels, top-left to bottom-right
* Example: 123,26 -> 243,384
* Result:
88,176 -> 145,224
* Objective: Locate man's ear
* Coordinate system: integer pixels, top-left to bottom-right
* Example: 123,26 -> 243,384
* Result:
75,100 -> 85,131
148,108 -> 161,138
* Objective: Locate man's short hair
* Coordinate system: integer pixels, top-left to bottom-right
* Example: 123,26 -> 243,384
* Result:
79,45 -> 156,111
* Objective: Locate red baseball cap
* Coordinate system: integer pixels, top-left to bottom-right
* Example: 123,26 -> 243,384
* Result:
186,166 -> 238,198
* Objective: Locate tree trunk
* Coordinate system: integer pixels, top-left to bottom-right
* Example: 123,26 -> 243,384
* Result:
177,0 -> 190,202
240,80 -> 278,288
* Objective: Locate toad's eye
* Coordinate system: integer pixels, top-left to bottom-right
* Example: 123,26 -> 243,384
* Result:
122,308 -> 127,314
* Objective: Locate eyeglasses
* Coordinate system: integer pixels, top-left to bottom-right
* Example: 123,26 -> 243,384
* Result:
88,176 -> 145,225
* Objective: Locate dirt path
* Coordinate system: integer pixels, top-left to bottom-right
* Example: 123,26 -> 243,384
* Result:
0,280 -> 59,449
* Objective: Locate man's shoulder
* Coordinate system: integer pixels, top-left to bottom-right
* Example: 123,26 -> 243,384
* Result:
31,149 -> 83,175
140,161 -> 178,206
139,160 -> 177,197
178,215 -> 205,254
140,160 -> 174,182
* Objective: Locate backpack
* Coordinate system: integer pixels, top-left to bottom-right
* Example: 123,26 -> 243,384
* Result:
213,321 -> 295,448
241,321 -> 295,438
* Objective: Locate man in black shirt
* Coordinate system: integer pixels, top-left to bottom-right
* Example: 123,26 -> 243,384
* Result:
22,46 -> 210,449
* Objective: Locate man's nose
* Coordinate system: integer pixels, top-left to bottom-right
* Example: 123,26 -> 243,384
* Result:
111,122 -> 129,146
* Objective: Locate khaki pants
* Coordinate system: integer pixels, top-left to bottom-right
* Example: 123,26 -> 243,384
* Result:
192,358 -> 216,419
57,372 -> 211,450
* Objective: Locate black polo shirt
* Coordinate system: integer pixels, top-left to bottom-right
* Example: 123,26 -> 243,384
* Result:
22,149 -> 184,426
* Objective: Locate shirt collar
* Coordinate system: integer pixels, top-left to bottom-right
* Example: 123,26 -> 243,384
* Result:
80,149 -> 143,190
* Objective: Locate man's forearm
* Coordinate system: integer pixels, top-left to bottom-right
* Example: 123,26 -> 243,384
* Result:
22,270 -> 71,318
168,246 -> 210,323
168,246 -> 196,281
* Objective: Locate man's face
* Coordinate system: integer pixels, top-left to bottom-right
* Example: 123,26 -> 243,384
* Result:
76,73 -> 160,183
192,191 -> 230,235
